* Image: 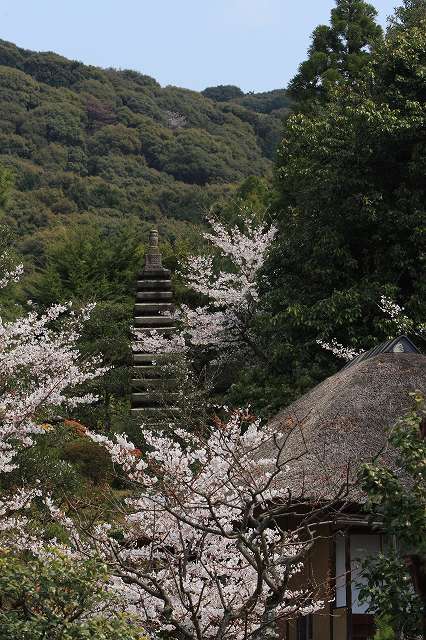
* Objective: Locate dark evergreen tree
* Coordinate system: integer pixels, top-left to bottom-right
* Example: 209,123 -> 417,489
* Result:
239,3 -> 426,415
288,0 -> 383,105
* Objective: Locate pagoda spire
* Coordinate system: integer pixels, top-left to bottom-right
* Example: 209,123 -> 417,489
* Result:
143,229 -> 163,272
131,230 -> 178,419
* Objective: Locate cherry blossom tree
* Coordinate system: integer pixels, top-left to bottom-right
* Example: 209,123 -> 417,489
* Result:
130,211 -> 278,436
130,212 -> 277,428
134,213 -> 276,362
61,409 -> 350,640
0,258 -> 106,529
180,213 -> 276,357
315,338 -> 361,362
378,296 -> 425,341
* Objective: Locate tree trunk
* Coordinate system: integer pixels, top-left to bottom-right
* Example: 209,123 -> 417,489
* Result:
252,604 -> 281,640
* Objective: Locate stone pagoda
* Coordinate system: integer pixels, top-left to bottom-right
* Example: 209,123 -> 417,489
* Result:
131,229 -> 178,418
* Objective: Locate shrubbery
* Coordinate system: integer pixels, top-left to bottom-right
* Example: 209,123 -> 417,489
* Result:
0,553 -> 147,640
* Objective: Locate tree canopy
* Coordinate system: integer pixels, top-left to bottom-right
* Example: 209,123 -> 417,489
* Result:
235,3 -> 426,414
288,0 -> 383,105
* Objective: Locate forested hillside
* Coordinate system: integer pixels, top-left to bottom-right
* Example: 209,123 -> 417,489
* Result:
0,39 -> 290,260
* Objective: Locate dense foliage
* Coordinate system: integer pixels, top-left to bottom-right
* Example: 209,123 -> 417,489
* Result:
359,395 -> 426,638
241,5 -> 426,414
0,38 -> 289,264
288,0 -> 383,105
0,553 -> 147,640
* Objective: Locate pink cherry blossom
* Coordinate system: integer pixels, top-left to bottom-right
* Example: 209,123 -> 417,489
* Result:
0,257 -> 106,526
179,213 -> 276,352
82,410 -> 332,640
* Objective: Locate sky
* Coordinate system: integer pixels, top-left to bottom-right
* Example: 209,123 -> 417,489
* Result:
1,0 -> 398,93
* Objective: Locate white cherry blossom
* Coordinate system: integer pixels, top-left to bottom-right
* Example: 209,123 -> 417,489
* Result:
0,257 -> 106,528
83,411 -> 332,640
179,213 -> 276,352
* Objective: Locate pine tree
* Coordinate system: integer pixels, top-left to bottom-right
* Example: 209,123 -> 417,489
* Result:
288,0 -> 383,105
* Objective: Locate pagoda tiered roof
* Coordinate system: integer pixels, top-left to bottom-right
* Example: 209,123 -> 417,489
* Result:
131,230 -> 179,420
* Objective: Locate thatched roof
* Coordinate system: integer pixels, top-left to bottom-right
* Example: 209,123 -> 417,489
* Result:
263,353 -> 426,499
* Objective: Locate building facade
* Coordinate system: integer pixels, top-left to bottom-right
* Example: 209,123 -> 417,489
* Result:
267,345 -> 425,640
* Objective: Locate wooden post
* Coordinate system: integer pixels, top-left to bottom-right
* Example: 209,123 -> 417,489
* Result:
345,533 -> 352,640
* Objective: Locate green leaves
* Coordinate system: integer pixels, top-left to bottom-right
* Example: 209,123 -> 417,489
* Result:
0,164 -> 12,210
0,37 -> 281,241
359,396 -> 426,637
288,0 -> 383,105
358,552 -> 422,638
253,6 -> 426,412
0,552 -> 147,640
361,394 -> 426,554
27,221 -> 141,306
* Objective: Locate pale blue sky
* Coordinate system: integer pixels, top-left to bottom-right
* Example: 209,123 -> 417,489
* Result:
1,0 -> 398,93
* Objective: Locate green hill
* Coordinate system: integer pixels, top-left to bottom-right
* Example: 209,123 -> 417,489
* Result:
0,39 -> 290,258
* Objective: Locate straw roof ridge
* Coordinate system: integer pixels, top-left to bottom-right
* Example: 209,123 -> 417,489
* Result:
263,353 -> 426,499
